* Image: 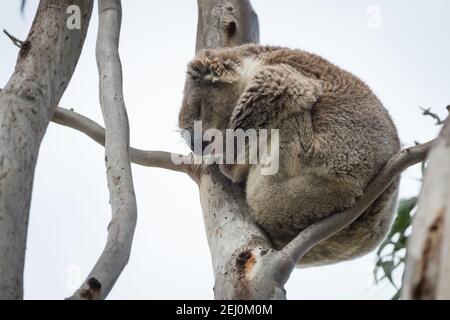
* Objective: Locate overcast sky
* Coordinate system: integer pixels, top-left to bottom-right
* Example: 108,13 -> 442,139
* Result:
0,0 -> 449,299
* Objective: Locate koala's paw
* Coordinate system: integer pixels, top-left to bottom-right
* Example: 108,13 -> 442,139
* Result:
282,66 -> 323,111
229,63 -> 323,131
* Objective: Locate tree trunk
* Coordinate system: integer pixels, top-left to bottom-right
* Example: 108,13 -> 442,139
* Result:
196,0 -> 259,53
0,0 -> 93,299
195,0 -> 290,300
199,167 -> 290,299
402,116 -> 450,300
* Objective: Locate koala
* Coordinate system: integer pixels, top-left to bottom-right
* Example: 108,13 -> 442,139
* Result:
178,44 -> 400,267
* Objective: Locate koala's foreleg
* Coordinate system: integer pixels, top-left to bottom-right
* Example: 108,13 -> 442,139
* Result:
222,63 -> 321,180
229,63 -> 322,131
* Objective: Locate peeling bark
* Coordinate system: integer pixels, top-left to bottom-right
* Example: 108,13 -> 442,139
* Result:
0,0 -> 93,299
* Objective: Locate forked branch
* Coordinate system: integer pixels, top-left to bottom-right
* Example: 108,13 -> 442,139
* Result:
420,106 -> 449,126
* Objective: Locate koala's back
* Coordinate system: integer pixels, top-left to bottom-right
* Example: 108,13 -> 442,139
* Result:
238,45 -> 400,266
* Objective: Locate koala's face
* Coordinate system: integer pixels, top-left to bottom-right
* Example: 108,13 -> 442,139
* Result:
178,49 -> 245,152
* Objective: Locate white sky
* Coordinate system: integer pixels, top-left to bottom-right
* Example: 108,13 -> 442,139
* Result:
0,0 -> 448,299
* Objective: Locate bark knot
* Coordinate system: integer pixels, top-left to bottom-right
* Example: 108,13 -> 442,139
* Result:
79,277 -> 102,300
236,249 -> 256,277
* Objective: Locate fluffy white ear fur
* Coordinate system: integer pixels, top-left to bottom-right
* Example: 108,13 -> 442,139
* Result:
187,52 -> 240,84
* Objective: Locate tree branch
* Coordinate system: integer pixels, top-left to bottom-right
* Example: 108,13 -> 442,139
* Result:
69,0 -> 137,300
420,107 -> 447,125
281,140 -> 436,265
52,107 -> 193,175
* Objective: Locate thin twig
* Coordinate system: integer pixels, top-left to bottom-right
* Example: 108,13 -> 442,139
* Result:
3,29 -> 24,48
420,107 -> 446,125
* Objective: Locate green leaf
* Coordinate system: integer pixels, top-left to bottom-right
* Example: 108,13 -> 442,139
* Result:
373,195 -> 418,297
380,260 -> 396,286
389,197 -> 416,236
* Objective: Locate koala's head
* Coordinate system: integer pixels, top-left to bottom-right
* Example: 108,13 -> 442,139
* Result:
178,48 -> 258,152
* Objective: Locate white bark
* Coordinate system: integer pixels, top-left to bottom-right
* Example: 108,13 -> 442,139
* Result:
69,0 -> 137,300
0,0 -> 93,300
199,167 -> 290,299
402,117 -> 450,300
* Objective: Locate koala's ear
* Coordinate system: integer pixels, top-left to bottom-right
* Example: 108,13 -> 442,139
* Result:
187,50 -> 239,84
